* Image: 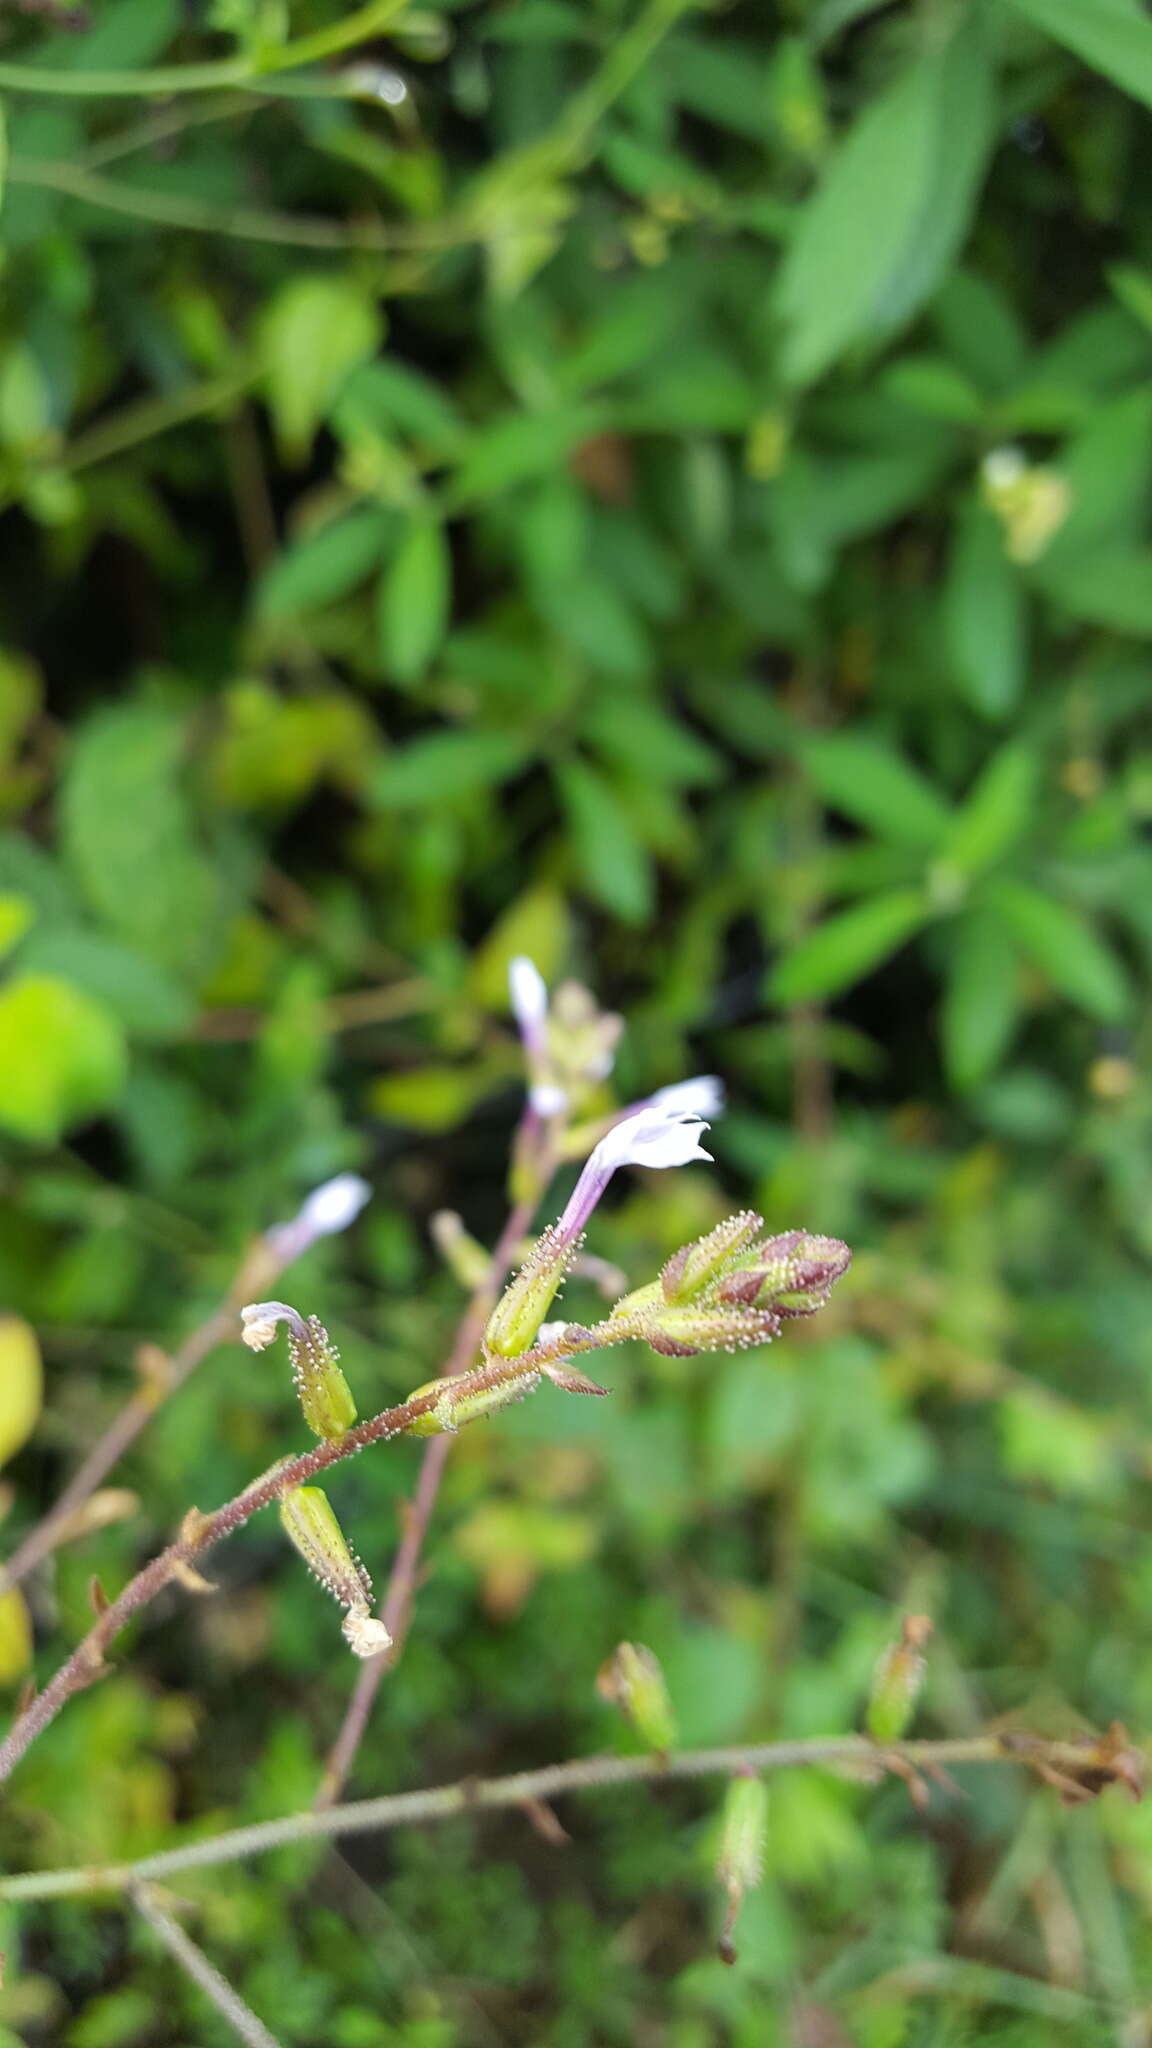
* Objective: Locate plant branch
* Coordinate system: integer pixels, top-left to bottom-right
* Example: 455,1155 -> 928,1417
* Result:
131,1883 -> 284,2048
0,1336 -> 589,1786
0,1734 -> 1035,1902
0,1230 -> 309,1604
5,158 -> 399,251
316,1185 -> 545,1806
0,0 -> 410,97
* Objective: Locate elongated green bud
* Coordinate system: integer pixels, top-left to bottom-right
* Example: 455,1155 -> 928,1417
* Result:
404,1367 -> 541,1436
716,1773 -> 768,1965
484,1224 -> 571,1358
596,1642 -> 677,1755
279,1486 -> 391,1659
867,1614 -> 932,1745
241,1300 -> 357,1439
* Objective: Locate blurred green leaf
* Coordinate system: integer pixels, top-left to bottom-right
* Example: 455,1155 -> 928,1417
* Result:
556,756 -> 655,924
375,516 -> 452,687
260,276 -> 383,461
769,890 -> 931,1004
943,501 -> 1027,719
0,972 -> 125,1141
776,15 -> 994,384
1005,0 -> 1152,111
370,730 -> 531,809
941,906 -> 1022,1090
256,508 -> 393,621
938,743 -> 1039,878
802,733 -> 951,849
988,877 -> 1129,1020
60,703 -> 222,979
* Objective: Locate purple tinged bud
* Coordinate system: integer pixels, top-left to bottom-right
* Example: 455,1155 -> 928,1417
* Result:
724,1231 -> 852,1316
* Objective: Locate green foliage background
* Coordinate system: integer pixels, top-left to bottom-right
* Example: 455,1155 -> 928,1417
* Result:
3,0 -> 1152,2039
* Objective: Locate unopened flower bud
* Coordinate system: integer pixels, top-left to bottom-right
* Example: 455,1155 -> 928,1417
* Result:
718,1231 -> 852,1317
615,1302 -> 782,1358
716,1772 -> 768,1965
279,1486 -> 391,1659
660,1211 -> 764,1303
867,1614 -> 933,1745
240,1301 -> 357,1439
597,1642 -> 677,1754
430,1210 -> 493,1290
484,1224 -> 573,1357
404,1365 -> 541,1436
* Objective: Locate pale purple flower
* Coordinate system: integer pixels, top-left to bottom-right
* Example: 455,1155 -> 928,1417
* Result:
265,1173 -> 372,1264
556,1104 -> 713,1246
645,1075 -> 725,1120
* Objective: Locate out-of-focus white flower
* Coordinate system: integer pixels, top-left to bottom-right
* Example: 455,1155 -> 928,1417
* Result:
265,1173 -> 371,1264
645,1075 -> 726,1121
509,956 -> 549,1039
509,955 -> 569,1114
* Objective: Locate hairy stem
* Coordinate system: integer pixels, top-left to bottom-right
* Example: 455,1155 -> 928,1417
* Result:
0,1344 -> 568,1785
132,1884 -> 284,2048
0,1735 -> 1022,1901
316,1188 -> 544,1805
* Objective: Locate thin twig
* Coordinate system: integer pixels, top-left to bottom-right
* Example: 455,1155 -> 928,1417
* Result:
131,1883 -> 284,2048
316,1189 -> 543,1805
191,978 -> 434,1043
0,1735 -> 1019,1901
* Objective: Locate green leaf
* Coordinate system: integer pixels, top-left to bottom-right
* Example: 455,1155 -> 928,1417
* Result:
0,892 -> 33,959
260,277 -> 383,461
60,703 -> 221,979
768,890 -> 931,1004
988,878 -> 1129,1021
776,15 -> 994,384
802,733 -> 952,849
1032,551 -> 1152,636
941,907 -> 1022,1090
17,927 -> 192,1039
369,730 -> 530,809
0,972 -> 126,1142
939,743 -> 1039,877
375,516 -> 452,687
556,756 -> 654,924
449,406 -> 603,504
1004,0 -> 1152,112
256,508 -> 393,621
943,501 -> 1027,720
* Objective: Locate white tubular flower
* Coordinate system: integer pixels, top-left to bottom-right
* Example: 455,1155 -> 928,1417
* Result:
509,955 -> 549,1047
645,1075 -> 726,1120
265,1173 -> 371,1263
556,1105 -> 713,1246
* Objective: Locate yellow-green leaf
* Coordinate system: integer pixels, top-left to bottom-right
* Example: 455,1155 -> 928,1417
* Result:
0,1315 -> 42,1469
0,1587 -> 33,1685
